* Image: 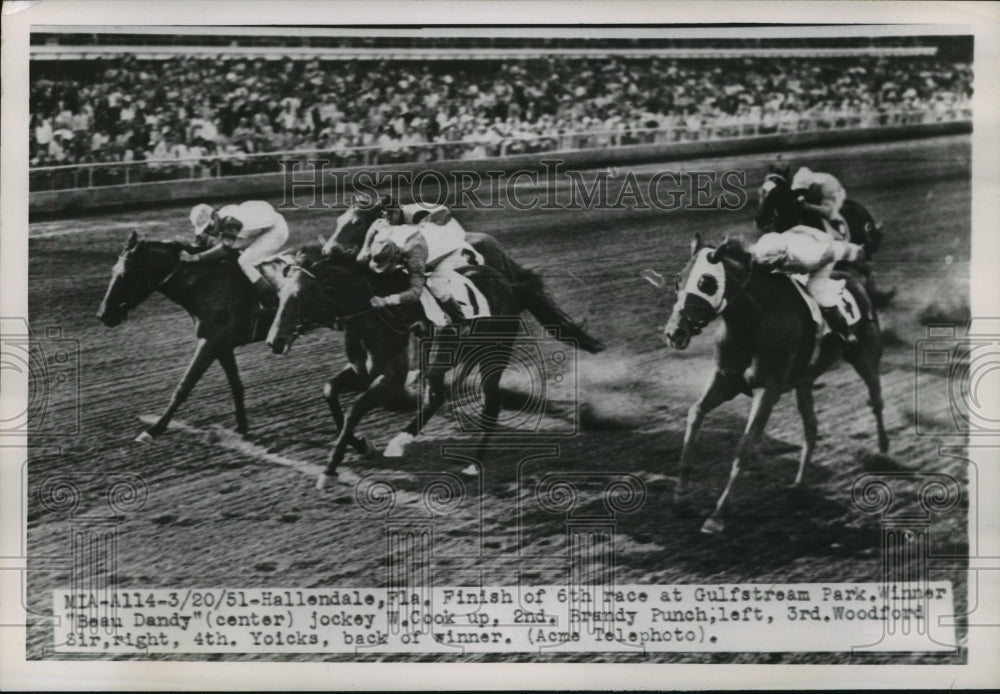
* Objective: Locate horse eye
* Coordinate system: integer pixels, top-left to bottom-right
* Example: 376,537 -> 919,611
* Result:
697,274 -> 718,296
283,266 -> 292,277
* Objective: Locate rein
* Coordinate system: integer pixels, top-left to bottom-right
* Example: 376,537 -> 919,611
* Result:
286,263 -> 412,336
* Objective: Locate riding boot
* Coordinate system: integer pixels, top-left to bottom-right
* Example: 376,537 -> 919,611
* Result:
252,277 -> 277,310
821,306 -> 857,346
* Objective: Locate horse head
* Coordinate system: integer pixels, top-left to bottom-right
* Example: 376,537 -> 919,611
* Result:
267,247 -> 364,355
321,192 -> 387,258
754,172 -> 797,232
663,233 -> 749,350
97,231 -> 166,326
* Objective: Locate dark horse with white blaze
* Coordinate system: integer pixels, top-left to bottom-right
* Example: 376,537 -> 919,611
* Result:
663,233 -> 888,535
97,231 -> 287,441
266,245 -> 564,490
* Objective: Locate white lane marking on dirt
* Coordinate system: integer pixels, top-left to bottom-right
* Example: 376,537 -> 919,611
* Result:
136,416 -> 437,508
31,220 -> 170,239
138,415 -> 325,477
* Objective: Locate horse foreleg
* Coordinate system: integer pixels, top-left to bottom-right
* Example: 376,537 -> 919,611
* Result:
318,375 -> 396,490
703,384 -> 781,534
217,349 -> 248,435
324,365 -> 373,454
793,383 -> 818,487
675,371 -> 739,504
388,368 -> 447,458
138,338 -> 217,441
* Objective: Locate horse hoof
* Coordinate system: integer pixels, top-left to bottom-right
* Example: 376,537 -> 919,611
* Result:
701,517 -> 725,535
316,472 -> 335,491
135,431 -> 154,444
384,432 -> 414,458
405,370 -> 420,387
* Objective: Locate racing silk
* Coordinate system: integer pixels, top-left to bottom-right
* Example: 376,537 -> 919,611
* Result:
752,226 -> 862,306
752,226 -> 859,272
400,202 -> 451,225
790,167 -> 848,241
359,211 -> 466,267
362,217 -> 487,321
373,224 -> 432,306
217,200 -> 282,250
790,167 -> 845,208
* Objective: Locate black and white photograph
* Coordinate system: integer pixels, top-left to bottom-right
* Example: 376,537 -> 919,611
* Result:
2,1 -> 999,690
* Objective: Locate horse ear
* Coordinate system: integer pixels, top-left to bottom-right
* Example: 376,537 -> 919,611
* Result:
690,232 -> 702,256
126,231 -> 138,248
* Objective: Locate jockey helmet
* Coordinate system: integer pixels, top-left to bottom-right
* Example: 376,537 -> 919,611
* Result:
369,237 -> 402,274
190,203 -> 216,236
383,198 -> 404,225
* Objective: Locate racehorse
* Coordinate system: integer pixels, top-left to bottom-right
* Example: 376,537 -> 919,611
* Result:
96,231 -> 287,441
265,244 -> 528,490
320,193 -> 604,353
663,233 -> 888,534
754,171 -> 883,256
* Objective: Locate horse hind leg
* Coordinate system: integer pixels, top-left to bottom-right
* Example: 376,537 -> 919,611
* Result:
793,382 -> 818,487
217,349 -> 248,435
324,365 -> 374,455
471,350 -> 509,469
843,329 -> 889,454
388,367 -> 448,458
138,338 -> 216,442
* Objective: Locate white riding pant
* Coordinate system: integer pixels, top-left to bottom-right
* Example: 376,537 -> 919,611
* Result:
754,227 -> 860,308
806,263 -> 842,307
237,217 -> 290,282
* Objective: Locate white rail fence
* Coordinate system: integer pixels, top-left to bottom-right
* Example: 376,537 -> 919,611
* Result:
29,107 -> 971,192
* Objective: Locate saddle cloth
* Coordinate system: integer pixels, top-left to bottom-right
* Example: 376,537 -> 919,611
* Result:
419,257 -> 491,327
787,273 -> 862,358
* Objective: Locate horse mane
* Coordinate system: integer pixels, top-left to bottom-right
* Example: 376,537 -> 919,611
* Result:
142,239 -> 202,255
294,242 -> 328,268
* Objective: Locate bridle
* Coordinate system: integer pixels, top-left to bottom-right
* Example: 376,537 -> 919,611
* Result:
113,243 -> 182,314
672,248 -> 733,336
282,263 -> 412,337
673,285 -> 726,337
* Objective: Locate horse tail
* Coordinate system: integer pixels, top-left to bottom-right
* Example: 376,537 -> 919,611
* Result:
507,259 -> 606,354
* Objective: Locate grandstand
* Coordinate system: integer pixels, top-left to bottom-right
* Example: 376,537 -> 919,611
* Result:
28,28 -> 973,191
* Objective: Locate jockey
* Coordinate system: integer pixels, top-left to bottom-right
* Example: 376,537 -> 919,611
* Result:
790,166 -> 848,241
183,200 -> 290,306
751,225 -> 865,345
357,200 -> 479,324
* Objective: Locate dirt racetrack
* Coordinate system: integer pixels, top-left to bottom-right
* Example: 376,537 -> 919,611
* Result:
26,135 -> 971,662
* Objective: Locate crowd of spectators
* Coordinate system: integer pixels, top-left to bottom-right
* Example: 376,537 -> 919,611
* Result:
29,53 -> 972,182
